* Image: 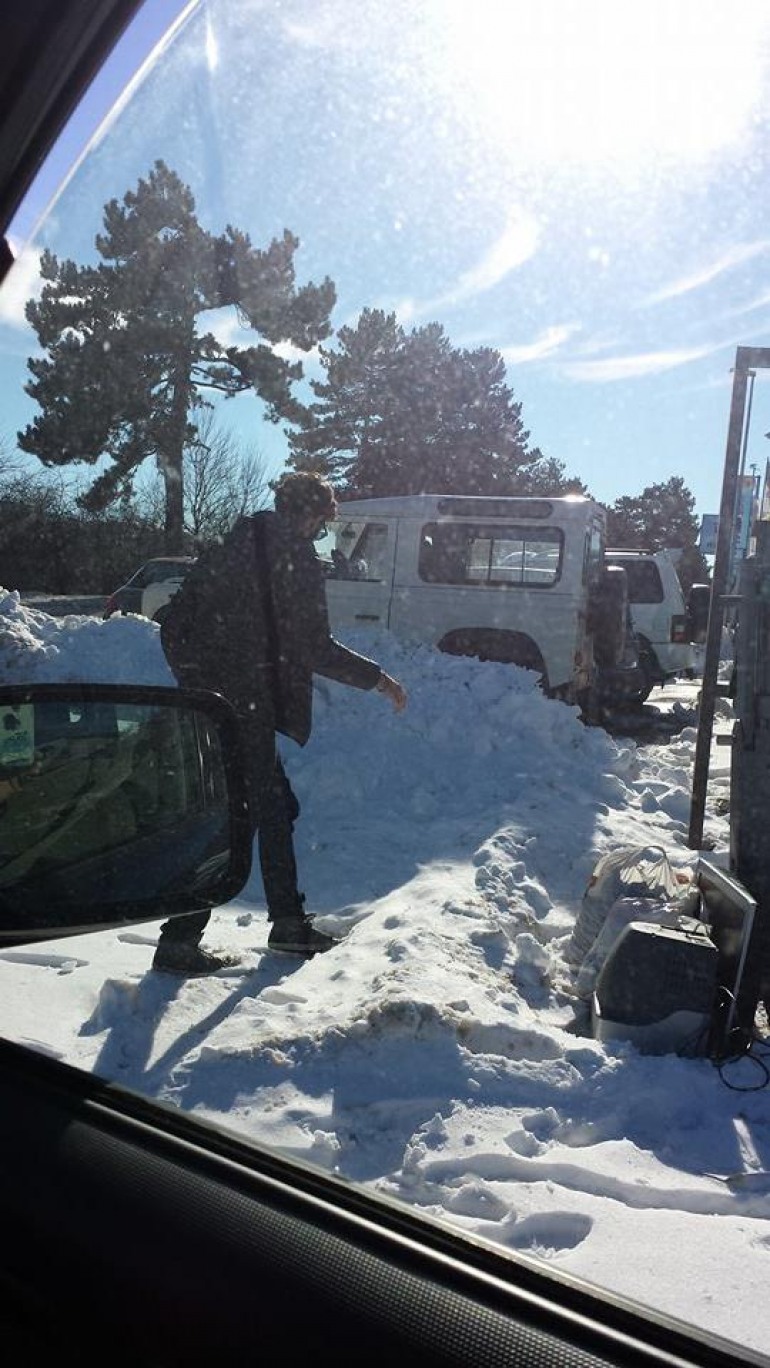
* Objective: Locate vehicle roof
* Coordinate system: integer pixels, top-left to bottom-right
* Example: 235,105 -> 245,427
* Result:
606,548 -> 675,561
336,493 -> 603,520
143,556 -> 195,565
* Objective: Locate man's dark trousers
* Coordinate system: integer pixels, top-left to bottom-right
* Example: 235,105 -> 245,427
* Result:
158,727 -> 304,946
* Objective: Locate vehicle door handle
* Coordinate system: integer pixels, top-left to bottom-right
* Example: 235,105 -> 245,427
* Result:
354,614 -> 381,621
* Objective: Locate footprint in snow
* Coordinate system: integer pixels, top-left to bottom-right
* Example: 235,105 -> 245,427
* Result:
444,1180 -> 510,1221
495,1211 -> 593,1257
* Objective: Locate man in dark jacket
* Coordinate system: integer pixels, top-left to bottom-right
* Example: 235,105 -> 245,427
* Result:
153,472 -> 406,973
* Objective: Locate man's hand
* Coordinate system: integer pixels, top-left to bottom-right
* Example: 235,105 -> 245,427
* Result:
376,672 -> 407,711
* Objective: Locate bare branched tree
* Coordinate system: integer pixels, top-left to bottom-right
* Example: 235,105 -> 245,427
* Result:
0,434 -> 30,485
138,412 -> 270,544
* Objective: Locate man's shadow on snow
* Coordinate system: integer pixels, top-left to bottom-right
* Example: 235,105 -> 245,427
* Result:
171,1002 -> 474,1182
81,950 -> 291,1097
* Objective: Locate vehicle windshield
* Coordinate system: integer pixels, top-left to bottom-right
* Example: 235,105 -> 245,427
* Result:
2,0 -> 770,1357
133,560 -> 192,588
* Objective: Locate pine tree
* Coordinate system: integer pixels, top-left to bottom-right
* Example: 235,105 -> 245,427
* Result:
607,476 -> 700,549
607,476 -> 708,591
287,308 -> 579,497
19,161 -> 335,550
287,308 -> 403,485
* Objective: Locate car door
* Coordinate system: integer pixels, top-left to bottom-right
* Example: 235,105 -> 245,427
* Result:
323,516 -> 396,630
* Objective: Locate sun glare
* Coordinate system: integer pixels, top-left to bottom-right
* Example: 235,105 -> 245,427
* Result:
440,0 -> 769,170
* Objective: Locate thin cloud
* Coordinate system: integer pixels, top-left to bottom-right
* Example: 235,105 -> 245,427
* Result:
644,241 -> 770,306
403,209 -> 539,322
455,210 -> 539,298
0,247 -> 42,329
394,297 -> 420,326
711,287 -> 770,324
274,339 -> 323,368
502,324 -> 577,365
561,343 -> 722,382
203,313 -> 321,370
205,311 -> 247,350
283,10 -> 353,51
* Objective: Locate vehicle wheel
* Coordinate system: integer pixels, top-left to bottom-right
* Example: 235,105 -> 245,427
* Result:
633,641 -> 659,705
438,629 -> 549,691
153,606 -> 170,626
632,678 -> 653,706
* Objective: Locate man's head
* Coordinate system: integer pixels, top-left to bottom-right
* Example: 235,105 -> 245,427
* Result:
273,473 -> 337,538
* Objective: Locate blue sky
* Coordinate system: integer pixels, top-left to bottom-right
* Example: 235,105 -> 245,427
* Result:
4,0 -> 770,523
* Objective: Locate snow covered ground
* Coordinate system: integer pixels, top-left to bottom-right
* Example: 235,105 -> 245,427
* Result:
0,589 -> 766,1357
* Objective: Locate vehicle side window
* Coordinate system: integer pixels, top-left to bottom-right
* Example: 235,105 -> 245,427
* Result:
326,521 -> 389,580
145,561 -> 186,587
620,561 -> 665,603
584,523 -> 605,585
144,565 -> 169,587
419,523 -> 562,586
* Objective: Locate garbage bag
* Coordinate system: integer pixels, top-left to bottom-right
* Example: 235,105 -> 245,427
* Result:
567,845 -> 681,968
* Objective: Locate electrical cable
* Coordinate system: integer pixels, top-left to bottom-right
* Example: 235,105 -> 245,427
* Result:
715,1048 -> 770,1091
709,987 -> 770,1089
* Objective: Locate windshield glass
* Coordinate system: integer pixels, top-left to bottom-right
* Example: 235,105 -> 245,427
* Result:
2,0 -> 770,1356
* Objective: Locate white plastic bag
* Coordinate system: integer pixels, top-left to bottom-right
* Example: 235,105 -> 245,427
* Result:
567,845 -> 681,968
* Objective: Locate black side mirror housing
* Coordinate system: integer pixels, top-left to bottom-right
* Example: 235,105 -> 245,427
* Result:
0,683 -> 252,945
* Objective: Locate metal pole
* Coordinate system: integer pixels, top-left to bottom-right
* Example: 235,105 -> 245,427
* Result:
740,373 -> 756,482
729,370 -> 756,589
689,346 -> 770,849
688,356 -> 750,848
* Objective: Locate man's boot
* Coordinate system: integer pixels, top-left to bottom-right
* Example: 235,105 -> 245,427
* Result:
152,938 -> 240,975
267,916 -> 338,956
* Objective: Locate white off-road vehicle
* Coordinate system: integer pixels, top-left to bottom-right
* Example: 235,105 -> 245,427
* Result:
320,493 -> 641,708
604,548 -> 702,699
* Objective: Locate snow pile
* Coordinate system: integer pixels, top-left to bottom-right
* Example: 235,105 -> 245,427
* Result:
0,588 -> 174,685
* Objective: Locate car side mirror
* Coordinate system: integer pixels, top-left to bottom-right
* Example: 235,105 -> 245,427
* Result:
0,684 -> 252,946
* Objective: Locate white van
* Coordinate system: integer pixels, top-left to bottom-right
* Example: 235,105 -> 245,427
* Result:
604,549 -> 698,698
321,493 -> 639,707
